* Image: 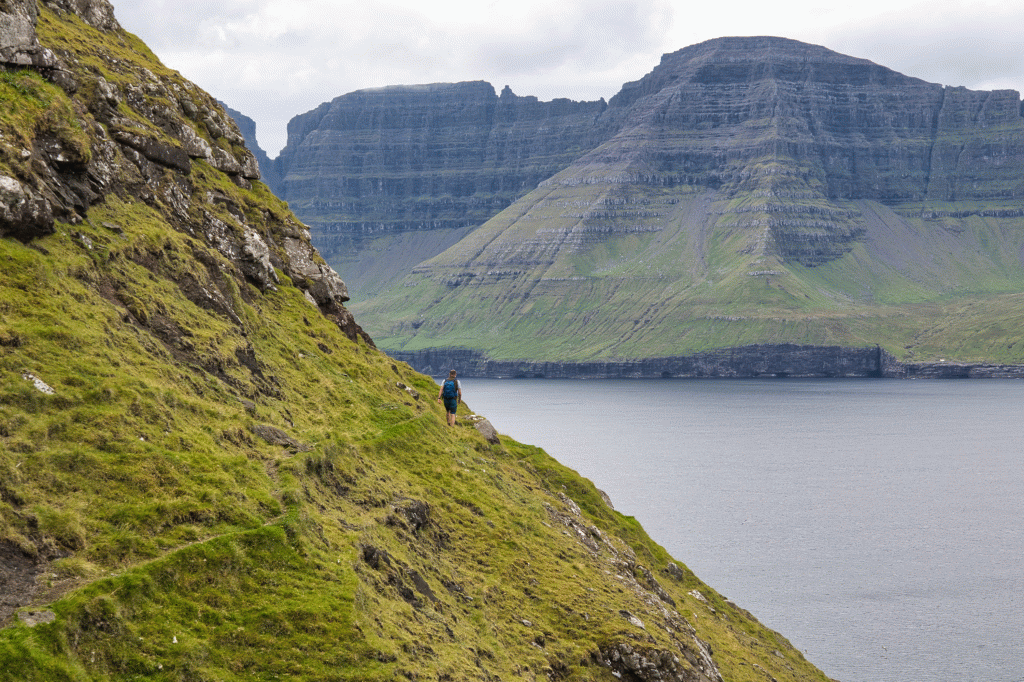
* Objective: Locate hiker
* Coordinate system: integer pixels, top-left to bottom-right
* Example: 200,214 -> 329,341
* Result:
436,369 -> 462,427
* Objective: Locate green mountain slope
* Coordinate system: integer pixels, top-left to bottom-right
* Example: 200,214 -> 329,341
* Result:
357,185 -> 1024,364
352,38 -> 1024,367
1,3 -> 832,681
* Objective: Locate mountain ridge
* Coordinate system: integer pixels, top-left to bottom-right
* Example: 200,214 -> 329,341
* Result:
298,36 -> 1024,370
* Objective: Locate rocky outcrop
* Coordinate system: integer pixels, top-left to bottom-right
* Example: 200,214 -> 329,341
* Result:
1,0 -> 59,72
0,0 -> 368,345
221,102 -> 279,192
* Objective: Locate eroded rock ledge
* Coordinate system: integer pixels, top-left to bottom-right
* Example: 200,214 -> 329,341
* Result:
390,345 -> 1024,379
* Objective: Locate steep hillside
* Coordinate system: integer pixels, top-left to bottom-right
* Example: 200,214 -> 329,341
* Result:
352,37 -> 1024,372
1,3 -> 833,681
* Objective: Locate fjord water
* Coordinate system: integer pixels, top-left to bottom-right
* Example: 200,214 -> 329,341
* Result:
463,379 -> 1024,682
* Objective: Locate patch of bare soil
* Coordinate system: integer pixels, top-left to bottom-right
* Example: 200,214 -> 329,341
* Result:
0,541 -> 41,627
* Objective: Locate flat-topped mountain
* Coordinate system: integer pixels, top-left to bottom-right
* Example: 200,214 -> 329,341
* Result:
270,81 -> 612,294
325,37 -> 1024,373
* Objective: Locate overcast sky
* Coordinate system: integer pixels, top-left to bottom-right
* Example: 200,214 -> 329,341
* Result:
109,0 -> 1024,156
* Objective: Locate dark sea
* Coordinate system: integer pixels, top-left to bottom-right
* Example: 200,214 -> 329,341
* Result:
460,378 -> 1024,682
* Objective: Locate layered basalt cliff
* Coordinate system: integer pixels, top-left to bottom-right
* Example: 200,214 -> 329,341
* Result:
272,81 -> 612,293
350,37 -> 1024,368
391,346 -> 1024,379
391,345 -> 892,378
278,36 -> 1024,296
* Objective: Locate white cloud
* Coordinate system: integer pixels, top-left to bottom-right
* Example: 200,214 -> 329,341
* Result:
109,0 -> 1024,156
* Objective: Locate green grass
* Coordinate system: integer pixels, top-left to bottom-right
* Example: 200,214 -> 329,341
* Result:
0,191 -> 831,682
0,8 -> 837,680
355,181 -> 1024,364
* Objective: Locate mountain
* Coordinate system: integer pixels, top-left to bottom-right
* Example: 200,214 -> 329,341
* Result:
272,81 -> 614,295
1,3 -> 832,680
317,37 -> 1024,374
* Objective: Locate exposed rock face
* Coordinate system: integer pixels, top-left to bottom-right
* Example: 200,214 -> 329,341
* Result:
221,102 -> 279,192
277,36 -> 1024,298
43,0 -> 120,31
392,346 -> 1024,378
0,0 -> 368,345
348,37 -> 1024,368
273,81 -> 612,294
391,345 -> 892,378
0,0 -> 68,91
585,37 -> 1024,265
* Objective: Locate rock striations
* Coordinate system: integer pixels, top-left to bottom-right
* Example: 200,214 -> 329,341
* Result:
272,81 -> 612,294
326,37 -> 1024,372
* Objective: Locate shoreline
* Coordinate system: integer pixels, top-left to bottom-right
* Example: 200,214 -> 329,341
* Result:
389,344 -> 1024,379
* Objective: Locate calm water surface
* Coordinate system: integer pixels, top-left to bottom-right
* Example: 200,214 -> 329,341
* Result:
460,379 -> 1024,682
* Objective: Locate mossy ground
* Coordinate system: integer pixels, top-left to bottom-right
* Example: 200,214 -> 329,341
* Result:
1,10 -> 834,679
1,41 -> 832,679
0,204 -> 832,681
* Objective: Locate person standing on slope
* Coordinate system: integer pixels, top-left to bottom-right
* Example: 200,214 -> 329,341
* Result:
437,369 -> 462,427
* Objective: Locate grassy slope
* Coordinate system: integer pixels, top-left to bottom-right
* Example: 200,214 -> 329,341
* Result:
0,9 -> 832,682
0,198 -> 832,682
353,176 -> 1024,364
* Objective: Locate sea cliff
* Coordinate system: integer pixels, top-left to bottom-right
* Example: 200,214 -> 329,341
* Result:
391,346 -> 1024,379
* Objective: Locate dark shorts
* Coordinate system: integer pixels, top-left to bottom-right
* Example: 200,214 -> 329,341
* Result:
443,397 -> 458,414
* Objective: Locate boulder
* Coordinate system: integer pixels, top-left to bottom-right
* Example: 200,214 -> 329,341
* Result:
473,418 -> 500,444
0,174 -> 54,239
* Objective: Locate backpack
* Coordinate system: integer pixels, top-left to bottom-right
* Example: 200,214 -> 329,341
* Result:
441,379 -> 458,399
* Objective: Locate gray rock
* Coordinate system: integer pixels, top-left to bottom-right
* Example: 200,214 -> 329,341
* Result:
0,174 -> 54,239
208,146 -> 242,175
18,610 -> 56,627
282,236 -> 349,304
44,0 -> 121,31
237,227 -> 277,290
112,130 -> 192,174
177,123 -> 213,159
22,371 -> 55,395
202,215 -> 278,290
399,499 -> 430,531
619,610 -> 645,629
396,382 -> 420,400
249,424 -> 308,450
238,150 -> 261,180
473,418 -> 500,444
